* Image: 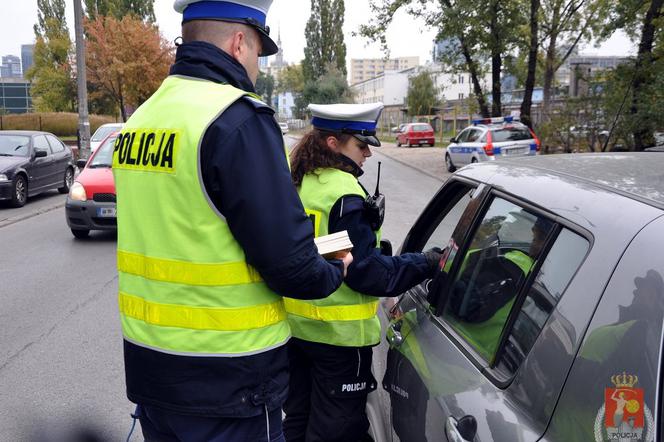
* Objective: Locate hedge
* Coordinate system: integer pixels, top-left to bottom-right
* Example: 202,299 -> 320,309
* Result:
0,113 -> 118,137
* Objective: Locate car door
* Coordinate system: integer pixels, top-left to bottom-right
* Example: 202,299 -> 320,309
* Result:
543,215 -> 664,442
385,187 -> 591,441
45,134 -> 70,188
30,134 -> 55,192
449,129 -> 472,166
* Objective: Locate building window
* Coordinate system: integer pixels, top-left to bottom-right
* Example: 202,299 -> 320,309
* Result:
459,93 -> 465,99
458,75 -> 464,84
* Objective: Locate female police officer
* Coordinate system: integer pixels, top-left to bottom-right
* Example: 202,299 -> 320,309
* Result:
282,103 -> 442,442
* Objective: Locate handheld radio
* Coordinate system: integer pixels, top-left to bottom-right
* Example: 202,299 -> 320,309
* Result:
364,161 -> 386,231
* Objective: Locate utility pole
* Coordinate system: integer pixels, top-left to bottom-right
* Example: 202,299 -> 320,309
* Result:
73,0 -> 91,159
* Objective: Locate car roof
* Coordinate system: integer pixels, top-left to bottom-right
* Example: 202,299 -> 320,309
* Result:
0,130 -> 51,136
459,153 -> 664,211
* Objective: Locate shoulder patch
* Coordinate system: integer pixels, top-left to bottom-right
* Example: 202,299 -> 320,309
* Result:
241,95 -> 275,114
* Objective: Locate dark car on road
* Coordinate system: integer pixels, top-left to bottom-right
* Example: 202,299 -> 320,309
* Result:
65,132 -> 118,238
369,153 -> 664,442
0,130 -> 75,207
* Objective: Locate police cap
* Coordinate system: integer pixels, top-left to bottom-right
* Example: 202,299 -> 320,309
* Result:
308,102 -> 385,147
174,0 -> 279,56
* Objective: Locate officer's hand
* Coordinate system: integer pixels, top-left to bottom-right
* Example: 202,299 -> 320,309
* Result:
341,251 -> 353,277
423,247 -> 444,275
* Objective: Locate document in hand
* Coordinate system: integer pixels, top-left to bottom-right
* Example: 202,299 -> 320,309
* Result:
314,230 -> 353,259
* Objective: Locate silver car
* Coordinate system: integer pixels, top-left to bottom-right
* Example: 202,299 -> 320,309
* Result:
370,153 -> 664,442
445,117 -> 540,172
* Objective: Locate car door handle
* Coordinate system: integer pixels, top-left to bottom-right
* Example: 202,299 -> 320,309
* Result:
387,322 -> 404,347
445,416 -> 477,442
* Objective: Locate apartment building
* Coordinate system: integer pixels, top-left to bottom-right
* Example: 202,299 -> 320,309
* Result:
350,57 -> 419,85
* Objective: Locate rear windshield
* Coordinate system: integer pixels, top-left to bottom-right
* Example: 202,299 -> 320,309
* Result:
92,125 -> 121,142
411,124 -> 432,132
89,135 -> 117,168
491,127 -> 532,142
0,135 -> 30,157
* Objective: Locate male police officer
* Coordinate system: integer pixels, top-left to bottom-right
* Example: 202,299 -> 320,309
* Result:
112,1 -> 352,440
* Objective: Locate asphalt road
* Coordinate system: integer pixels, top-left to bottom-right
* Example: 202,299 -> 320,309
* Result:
0,136 -> 444,441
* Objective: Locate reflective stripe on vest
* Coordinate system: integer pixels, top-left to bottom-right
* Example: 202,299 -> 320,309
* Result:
112,76 -> 289,356
284,298 -> 378,322
285,168 -> 381,347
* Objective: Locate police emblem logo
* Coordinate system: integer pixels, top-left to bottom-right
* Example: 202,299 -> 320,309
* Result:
594,372 -> 654,442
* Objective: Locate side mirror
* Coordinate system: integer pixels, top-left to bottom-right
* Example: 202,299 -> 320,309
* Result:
380,239 -> 393,257
449,137 -> 457,144
34,149 -> 48,158
76,159 -> 87,169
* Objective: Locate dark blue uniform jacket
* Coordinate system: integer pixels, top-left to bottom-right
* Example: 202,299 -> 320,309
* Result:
328,158 -> 431,298
124,41 -> 344,418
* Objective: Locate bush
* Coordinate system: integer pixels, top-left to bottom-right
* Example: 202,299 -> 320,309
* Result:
0,112 -> 117,137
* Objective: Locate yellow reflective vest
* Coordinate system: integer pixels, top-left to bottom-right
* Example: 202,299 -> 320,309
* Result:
285,168 -> 381,347
112,75 -> 290,357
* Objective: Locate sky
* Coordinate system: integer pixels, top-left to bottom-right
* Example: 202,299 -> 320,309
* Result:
1,0 -> 636,68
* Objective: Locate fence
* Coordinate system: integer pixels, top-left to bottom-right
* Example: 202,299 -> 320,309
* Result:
0,112 -> 118,137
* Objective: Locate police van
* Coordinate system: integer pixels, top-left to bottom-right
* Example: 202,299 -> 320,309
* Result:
445,116 -> 540,172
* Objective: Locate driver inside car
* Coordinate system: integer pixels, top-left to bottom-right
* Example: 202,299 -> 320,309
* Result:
446,216 -> 554,360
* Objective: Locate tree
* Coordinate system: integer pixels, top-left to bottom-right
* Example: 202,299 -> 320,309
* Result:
256,71 -> 275,107
302,0 -> 347,82
597,0 -> 664,149
539,0 -> 597,120
519,0 -> 540,128
27,0 -> 76,112
361,0 -> 523,118
85,15 -> 174,121
407,71 -> 439,116
85,0 -> 155,21
276,64 -> 304,94
300,64 -> 354,114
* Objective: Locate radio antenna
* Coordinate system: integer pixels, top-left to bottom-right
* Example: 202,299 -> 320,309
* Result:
374,161 -> 382,196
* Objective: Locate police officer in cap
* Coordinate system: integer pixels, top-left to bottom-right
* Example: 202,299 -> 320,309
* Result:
112,1 -> 352,440
283,103 -> 442,442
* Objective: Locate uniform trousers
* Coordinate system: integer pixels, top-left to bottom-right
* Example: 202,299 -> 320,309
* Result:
283,338 -> 377,442
135,403 -> 285,442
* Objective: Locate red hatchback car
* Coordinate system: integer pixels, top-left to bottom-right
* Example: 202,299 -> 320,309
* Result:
65,132 -> 118,238
396,123 -> 436,147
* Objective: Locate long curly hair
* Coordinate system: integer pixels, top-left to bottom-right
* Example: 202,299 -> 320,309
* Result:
290,129 -> 355,186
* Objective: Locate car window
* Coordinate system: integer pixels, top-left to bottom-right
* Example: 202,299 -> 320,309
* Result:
440,197 -> 557,362
413,124 -> 432,132
91,125 -> 121,142
422,188 -> 474,252
456,129 -> 471,143
33,135 -> 52,154
467,129 -> 482,142
495,228 -> 589,376
89,135 -> 117,168
491,127 -> 532,142
46,134 -> 65,153
0,135 -> 30,157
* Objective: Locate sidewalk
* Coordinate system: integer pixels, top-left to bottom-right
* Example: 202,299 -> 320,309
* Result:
375,141 -> 448,182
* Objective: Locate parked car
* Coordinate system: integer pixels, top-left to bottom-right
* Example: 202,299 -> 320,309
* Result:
65,132 -> 118,238
445,117 -> 540,172
278,122 -> 289,135
0,130 -> 75,207
369,153 -> 664,442
396,123 -> 436,147
90,123 -> 123,152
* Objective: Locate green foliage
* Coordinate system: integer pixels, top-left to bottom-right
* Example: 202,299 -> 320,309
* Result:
85,0 -> 155,21
299,65 -> 354,117
276,64 -> 304,94
255,71 -> 275,106
407,71 -> 439,116
28,0 -> 75,113
303,0 -> 347,82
